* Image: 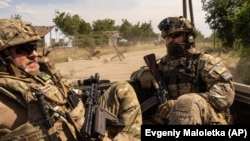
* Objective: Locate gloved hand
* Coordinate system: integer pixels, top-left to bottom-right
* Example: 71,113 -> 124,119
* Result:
156,100 -> 176,119
139,71 -> 159,89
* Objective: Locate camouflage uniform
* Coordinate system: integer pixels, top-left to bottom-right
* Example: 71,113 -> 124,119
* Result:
131,16 -> 235,125
0,19 -> 142,140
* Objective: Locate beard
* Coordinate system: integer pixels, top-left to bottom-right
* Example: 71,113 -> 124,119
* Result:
167,42 -> 187,58
25,63 -> 40,75
17,60 -> 40,76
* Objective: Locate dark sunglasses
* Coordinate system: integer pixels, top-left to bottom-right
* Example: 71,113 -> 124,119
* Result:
13,42 -> 37,55
167,32 -> 182,39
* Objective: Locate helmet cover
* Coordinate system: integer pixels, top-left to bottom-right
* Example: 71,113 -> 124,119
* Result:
0,19 -> 40,51
158,16 -> 196,38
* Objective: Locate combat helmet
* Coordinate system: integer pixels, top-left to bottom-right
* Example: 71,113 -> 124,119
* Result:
158,16 -> 196,39
0,19 -> 40,51
0,19 -> 40,76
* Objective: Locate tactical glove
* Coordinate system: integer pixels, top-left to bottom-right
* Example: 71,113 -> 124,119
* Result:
130,68 -> 159,89
139,71 -> 159,89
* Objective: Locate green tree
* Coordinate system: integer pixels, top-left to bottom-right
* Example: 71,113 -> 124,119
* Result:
78,20 -> 92,34
201,0 -> 243,48
52,11 -> 157,46
119,19 -> 133,40
53,11 -> 78,35
233,1 -> 250,47
131,22 -> 141,43
140,21 -> 154,39
92,18 -> 117,33
53,11 -> 92,35
11,14 -> 22,20
120,20 -> 155,43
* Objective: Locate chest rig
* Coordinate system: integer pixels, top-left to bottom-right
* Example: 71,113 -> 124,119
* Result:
27,58 -> 81,140
158,53 -> 205,99
0,57 -> 82,141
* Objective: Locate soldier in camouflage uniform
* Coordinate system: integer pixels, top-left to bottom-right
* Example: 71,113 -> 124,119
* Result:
0,19 -> 142,140
131,16 -> 235,125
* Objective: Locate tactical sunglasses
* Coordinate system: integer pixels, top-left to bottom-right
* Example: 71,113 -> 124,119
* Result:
13,42 -> 37,55
167,32 -> 182,39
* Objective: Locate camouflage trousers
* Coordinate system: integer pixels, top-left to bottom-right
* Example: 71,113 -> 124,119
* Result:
156,93 -> 228,125
99,81 -> 142,140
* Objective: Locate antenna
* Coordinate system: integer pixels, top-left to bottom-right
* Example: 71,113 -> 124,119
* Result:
183,0 -> 195,27
183,0 -> 196,47
188,0 -> 195,27
183,0 -> 187,18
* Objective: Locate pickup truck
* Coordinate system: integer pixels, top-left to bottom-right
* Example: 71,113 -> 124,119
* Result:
230,82 -> 250,124
77,80 -> 250,124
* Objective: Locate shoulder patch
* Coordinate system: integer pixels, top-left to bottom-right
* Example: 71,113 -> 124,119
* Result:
213,64 -> 233,81
37,72 -> 51,81
214,64 -> 227,74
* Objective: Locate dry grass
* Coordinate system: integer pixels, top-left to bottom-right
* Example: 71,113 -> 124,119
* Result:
38,42 -> 241,67
38,42 -> 245,83
38,44 -> 163,63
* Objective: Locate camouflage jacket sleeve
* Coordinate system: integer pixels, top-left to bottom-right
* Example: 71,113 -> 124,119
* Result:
61,79 -> 81,87
199,53 -> 235,111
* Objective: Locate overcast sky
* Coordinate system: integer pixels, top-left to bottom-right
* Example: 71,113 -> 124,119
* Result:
0,0 -> 212,37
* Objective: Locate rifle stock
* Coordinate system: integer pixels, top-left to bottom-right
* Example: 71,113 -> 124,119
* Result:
77,75 -> 162,119
93,106 -> 118,137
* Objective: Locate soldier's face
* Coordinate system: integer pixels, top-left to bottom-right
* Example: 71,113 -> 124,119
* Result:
165,32 -> 184,45
9,43 -> 40,74
165,32 -> 186,58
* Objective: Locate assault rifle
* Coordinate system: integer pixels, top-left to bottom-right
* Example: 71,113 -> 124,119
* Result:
140,53 -> 168,112
75,54 -> 168,115
81,73 -> 119,141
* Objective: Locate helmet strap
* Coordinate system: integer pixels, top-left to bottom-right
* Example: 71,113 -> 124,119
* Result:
183,33 -> 195,48
3,49 -> 22,77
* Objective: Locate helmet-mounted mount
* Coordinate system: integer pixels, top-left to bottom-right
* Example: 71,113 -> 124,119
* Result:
158,16 -> 196,39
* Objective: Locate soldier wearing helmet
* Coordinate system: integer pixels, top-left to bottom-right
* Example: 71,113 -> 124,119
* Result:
0,19 -> 142,140
131,16 -> 235,125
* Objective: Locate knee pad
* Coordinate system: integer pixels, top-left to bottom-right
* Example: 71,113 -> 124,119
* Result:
168,93 -> 207,124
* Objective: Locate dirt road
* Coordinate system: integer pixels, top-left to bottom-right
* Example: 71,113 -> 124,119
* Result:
56,47 -> 166,82
56,46 -> 242,83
